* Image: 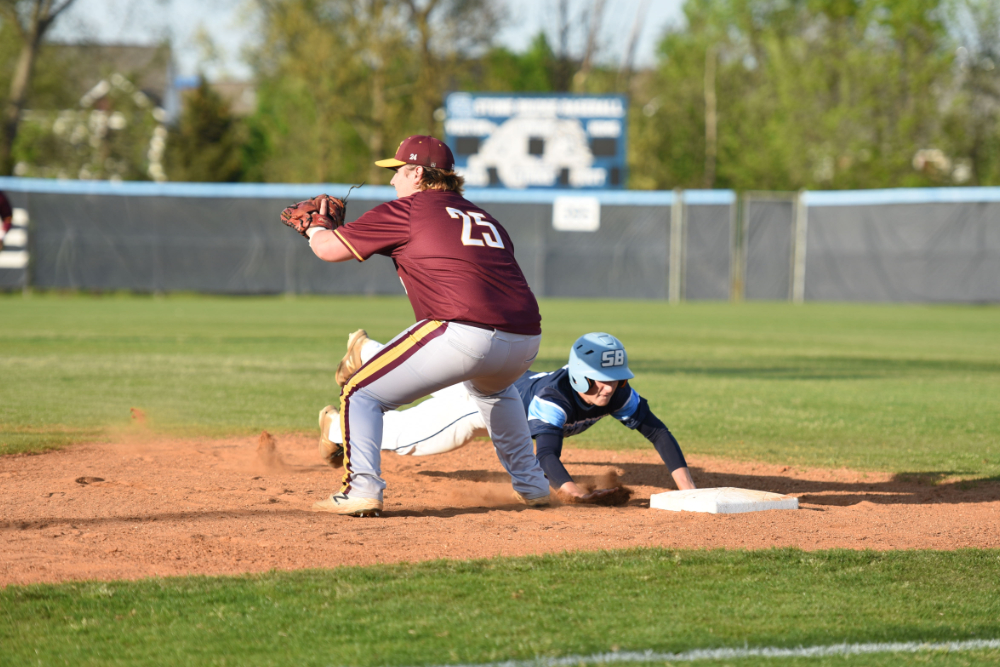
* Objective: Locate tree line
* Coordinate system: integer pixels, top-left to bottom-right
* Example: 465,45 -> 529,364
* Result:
2,0 -> 999,190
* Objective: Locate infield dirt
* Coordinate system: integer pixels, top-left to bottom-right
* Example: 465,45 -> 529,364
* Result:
2,429 -> 998,586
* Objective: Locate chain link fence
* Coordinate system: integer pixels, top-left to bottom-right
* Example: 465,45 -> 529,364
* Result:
0,179 -> 996,303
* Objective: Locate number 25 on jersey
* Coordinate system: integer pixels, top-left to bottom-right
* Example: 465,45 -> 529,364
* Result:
447,207 -> 504,249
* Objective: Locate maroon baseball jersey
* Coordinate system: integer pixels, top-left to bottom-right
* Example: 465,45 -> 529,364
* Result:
333,190 -> 541,335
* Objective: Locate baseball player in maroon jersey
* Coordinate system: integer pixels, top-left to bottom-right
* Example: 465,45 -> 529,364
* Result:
0,191 -> 12,252
305,135 -> 550,516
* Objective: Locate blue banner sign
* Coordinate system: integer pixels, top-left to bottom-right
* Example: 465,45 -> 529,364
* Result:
444,93 -> 628,190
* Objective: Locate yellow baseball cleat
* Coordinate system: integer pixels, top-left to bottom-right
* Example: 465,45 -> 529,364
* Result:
335,329 -> 371,387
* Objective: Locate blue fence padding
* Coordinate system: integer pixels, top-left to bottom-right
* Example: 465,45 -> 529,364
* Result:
804,187 -> 1000,206
0,177 -> 693,206
466,188 -> 676,205
5,178 -> 1000,207
0,177 -> 387,201
683,190 -> 736,205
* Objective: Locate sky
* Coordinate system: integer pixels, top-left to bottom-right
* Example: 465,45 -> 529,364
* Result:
50,0 -> 687,81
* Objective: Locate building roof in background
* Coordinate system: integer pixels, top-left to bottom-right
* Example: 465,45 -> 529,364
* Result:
42,43 -> 257,120
46,42 -> 173,108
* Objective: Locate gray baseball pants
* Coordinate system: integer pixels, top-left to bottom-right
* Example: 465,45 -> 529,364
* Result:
336,319 -> 549,503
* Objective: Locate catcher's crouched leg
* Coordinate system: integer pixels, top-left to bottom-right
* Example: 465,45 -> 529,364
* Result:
318,405 -> 345,468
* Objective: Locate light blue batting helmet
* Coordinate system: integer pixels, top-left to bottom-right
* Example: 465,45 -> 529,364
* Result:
568,332 -> 634,393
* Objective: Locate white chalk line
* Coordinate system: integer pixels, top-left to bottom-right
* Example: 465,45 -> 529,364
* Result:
416,639 -> 1000,667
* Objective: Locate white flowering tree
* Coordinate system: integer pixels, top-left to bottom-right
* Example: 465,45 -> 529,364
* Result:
13,72 -> 168,181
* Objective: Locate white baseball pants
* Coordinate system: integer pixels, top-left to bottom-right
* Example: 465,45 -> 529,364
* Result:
335,320 -> 548,503
381,381 -> 488,456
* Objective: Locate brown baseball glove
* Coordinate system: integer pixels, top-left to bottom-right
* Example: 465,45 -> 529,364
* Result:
280,194 -> 346,238
318,406 -> 345,468
557,486 -> 633,507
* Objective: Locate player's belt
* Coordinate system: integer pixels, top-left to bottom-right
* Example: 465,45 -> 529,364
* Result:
449,319 -> 495,332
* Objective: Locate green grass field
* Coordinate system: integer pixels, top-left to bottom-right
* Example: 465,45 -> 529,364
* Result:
2,294 -> 999,665
2,293 -> 998,477
3,550 -> 1000,667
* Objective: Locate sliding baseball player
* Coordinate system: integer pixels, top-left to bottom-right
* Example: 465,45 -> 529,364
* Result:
320,330 -> 696,501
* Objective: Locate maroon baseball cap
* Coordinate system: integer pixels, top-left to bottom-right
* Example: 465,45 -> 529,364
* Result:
375,135 -> 455,171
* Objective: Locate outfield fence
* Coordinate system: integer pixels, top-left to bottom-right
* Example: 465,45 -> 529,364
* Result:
0,178 -> 997,303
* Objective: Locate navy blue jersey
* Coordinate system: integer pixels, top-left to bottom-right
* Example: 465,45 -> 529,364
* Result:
515,367 -> 640,437
513,367 -> 687,488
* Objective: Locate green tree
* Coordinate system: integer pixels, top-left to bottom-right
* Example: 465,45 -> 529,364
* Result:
165,78 -> 246,182
11,73 -> 162,180
0,0 -> 81,175
943,0 -> 1000,185
632,0 -> 957,191
469,33 -> 561,92
401,0 -> 503,136
244,0 -> 499,185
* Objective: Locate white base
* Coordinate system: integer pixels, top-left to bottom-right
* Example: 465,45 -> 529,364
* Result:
650,487 -> 798,514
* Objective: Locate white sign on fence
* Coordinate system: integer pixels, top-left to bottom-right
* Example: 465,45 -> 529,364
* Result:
552,196 -> 601,232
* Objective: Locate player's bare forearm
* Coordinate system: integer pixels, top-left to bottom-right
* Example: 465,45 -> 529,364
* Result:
307,228 -> 355,262
672,466 -> 696,490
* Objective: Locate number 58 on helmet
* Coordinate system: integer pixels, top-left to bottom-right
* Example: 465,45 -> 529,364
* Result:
567,332 -> 634,393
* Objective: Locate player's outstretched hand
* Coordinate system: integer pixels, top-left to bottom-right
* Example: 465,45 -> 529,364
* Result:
557,485 -> 633,507
581,487 -> 619,501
